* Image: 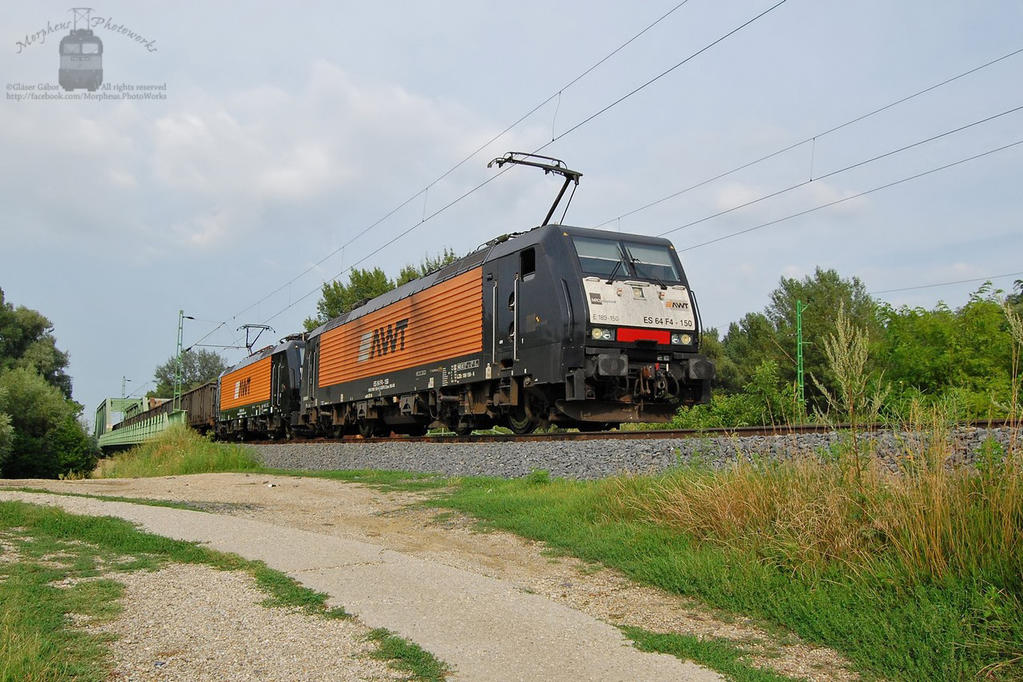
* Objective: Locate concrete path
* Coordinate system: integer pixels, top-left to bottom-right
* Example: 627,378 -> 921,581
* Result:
1,491 -> 720,681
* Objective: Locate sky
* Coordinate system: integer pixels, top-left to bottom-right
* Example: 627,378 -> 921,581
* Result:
1,1 -> 1021,426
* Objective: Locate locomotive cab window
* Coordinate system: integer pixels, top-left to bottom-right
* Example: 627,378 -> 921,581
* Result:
573,237 -> 627,278
623,242 -> 680,282
573,236 -> 681,283
82,42 -> 100,54
63,43 -> 81,54
520,248 -> 536,280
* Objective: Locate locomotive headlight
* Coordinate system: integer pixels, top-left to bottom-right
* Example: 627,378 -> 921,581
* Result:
671,333 -> 693,345
591,327 -> 604,340
591,327 -> 615,341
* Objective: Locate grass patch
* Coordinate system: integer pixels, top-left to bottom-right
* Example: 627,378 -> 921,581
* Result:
622,626 -> 799,682
0,500 -> 448,679
366,627 -> 450,681
0,538 -> 124,682
421,438 -> 1023,681
96,424 -> 260,478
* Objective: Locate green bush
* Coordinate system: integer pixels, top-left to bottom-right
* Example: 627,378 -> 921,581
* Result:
673,360 -> 797,429
0,367 -> 97,479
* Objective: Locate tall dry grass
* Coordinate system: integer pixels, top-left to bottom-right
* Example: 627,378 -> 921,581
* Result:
627,416 -> 1021,584
624,302 -> 1023,586
95,424 -> 260,478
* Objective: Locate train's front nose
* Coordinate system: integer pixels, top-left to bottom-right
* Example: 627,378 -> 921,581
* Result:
582,278 -> 711,403
556,232 -> 714,423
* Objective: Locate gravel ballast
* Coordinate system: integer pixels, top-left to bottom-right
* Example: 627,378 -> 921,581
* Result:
251,426 -> 1019,479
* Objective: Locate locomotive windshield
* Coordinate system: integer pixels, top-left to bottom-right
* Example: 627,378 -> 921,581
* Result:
573,236 -> 680,282
82,42 -> 100,54
573,236 -> 626,278
622,242 -> 680,281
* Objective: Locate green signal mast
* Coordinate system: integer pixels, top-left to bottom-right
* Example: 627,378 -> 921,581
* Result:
173,310 -> 194,411
796,299 -> 807,417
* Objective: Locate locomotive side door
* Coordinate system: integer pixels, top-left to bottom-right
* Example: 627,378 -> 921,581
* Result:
488,254 -> 520,368
487,246 -> 545,370
270,353 -> 283,413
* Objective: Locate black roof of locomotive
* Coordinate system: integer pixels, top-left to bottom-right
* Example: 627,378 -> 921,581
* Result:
307,223 -> 683,339
218,338 -> 304,378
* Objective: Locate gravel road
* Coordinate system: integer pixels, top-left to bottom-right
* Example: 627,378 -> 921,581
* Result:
1,474 -> 854,680
0,480 -> 725,681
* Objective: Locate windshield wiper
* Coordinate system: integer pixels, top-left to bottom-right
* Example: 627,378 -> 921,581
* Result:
624,250 -> 667,289
605,259 -> 624,284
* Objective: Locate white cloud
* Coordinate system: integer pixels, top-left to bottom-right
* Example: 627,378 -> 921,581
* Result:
713,181 -> 762,212
805,180 -> 869,215
782,264 -> 805,279
0,59 -> 537,256
107,168 -> 138,188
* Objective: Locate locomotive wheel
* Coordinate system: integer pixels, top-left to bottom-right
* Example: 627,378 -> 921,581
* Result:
506,408 -> 539,435
397,423 -> 429,437
576,422 -> 611,433
453,420 -> 475,436
357,420 -> 388,439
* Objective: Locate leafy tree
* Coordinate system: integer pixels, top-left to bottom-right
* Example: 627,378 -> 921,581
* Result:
47,414 -> 99,477
150,349 -> 228,398
308,266 -> 393,329
878,284 -> 1018,419
698,328 -> 737,390
0,291 -> 97,478
0,401 -> 11,464
720,312 -> 779,393
304,249 -> 460,330
1008,279 -> 1023,313
0,367 -> 96,478
396,247 -> 459,286
721,268 -> 880,409
0,288 -> 72,398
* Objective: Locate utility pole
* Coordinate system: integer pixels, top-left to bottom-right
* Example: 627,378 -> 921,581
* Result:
174,310 -> 194,411
796,299 -> 806,418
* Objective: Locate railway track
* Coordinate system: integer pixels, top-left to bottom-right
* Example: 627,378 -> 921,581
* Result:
250,418 -> 1016,447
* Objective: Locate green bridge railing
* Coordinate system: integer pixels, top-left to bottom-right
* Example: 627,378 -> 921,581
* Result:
94,399 -> 186,449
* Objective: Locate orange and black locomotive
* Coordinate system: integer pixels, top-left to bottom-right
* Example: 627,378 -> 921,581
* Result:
211,154 -> 714,438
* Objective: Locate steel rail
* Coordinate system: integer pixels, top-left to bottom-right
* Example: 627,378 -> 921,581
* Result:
249,418 -> 1015,446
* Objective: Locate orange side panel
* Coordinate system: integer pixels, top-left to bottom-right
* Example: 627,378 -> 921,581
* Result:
219,356 -> 272,411
319,268 -> 483,387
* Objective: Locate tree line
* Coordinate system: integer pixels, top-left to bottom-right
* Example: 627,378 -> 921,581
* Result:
0,288 -> 96,478
683,269 -> 1023,428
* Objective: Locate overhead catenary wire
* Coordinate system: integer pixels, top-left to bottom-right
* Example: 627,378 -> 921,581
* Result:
539,0 -> 787,149
186,1 -> 694,351
257,0 -> 789,327
871,272 -> 1023,296
125,380 -> 152,399
678,137 -> 1023,252
594,46 -> 1023,228
657,102 -> 1023,237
